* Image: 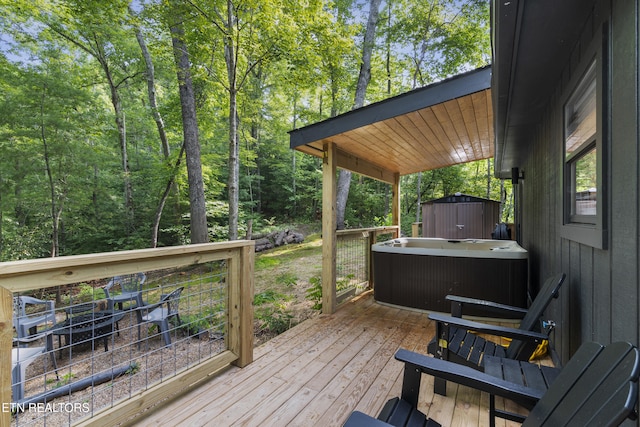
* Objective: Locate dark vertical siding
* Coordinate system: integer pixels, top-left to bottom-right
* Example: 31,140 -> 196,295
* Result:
519,0 -> 639,364
610,0 -> 639,344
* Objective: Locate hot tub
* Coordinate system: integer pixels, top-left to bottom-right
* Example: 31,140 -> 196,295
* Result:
372,238 -> 528,315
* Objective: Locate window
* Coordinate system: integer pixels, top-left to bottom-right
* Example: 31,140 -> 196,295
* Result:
565,61 -> 597,222
560,29 -> 608,249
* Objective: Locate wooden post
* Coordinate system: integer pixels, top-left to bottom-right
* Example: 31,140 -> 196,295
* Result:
365,231 -> 373,289
0,286 -> 12,427
392,173 -> 401,231
322,142 -> 337,314
237,242 -> 254,367
229,242 -> 255,367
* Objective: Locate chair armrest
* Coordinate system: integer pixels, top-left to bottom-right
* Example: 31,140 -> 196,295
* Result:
103,279 -> 115,297
343,411 -> 393,427
136,301 -> 163,315
395,349 -> 544,406
428,313 -> 549,342
13,331 -> 52,344
445,295 -> 528,318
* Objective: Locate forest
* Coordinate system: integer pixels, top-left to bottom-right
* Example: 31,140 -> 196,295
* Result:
0,0 -> 501,262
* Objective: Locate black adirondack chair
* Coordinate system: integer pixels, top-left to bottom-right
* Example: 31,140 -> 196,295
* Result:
427,273 -> 566,394
343,341 -> 640,427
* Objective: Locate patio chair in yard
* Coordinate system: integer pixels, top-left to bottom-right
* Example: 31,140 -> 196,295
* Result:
13,296 -> 57,338
343,341 -> 640,427
427,273 -> 566,394
12,332 -> 59,402
137,286 -> 184,349
103,272 -> 147,311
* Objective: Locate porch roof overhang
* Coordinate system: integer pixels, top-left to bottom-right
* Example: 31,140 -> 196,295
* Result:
492,0 -> 597,178
289,66 -> 493,184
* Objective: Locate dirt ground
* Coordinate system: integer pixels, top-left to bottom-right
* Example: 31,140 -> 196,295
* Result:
252,233 -> 323,345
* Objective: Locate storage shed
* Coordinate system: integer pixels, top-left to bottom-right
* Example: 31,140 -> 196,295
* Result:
422,193 -> 500,239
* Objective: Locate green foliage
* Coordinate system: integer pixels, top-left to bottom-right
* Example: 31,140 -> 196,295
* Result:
179,313 -> 213,336
75,284 -> 106,303
0,0 -> 492,259
255,256 -> 281,269
255,307 -> 294,335
275,272 -> 298,287
125,363 -> 140,376
306,276 -> 322,311
254,290 -> 295,335
254,289 -> 291,306
47,372 -> 76,389
336,274 -> 355,293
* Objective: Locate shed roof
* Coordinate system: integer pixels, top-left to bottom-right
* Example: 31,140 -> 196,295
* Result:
289,66 -> 493,184
423,193 -> 500,205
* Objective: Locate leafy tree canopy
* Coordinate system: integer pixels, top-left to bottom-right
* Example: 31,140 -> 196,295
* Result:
0,0 -> 494,260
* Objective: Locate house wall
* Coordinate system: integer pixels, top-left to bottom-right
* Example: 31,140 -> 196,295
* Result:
519,0 -> 639,364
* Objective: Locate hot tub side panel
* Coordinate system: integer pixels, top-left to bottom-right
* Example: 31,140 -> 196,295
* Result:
373,252 -> 527,315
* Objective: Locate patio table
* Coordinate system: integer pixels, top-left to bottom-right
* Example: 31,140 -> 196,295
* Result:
63,302 -> 98,319
50,310 -> 124,353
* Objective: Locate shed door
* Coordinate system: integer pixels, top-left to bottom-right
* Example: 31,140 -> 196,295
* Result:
434,203 -> 484,239
455,203 -> 484,238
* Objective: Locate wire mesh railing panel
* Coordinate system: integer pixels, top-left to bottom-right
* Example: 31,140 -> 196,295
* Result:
336,232 -> 369,300
10,261 -> 229,426
373,231 -> 396,243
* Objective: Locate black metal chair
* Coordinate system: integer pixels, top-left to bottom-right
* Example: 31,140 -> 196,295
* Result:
343,341 -> 640,427
427,273 -> 566,394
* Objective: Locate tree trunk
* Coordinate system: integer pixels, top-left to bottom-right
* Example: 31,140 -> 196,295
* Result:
171,18 -> 209,244
151,144 -> 186,247
335,0 -> 382,230
133,20 -> 170,159
486,158 -> 492,199
39,85 -> 59,257
132,13 -> 178,247
100,53 -> 134,234
225,0 -> 240,241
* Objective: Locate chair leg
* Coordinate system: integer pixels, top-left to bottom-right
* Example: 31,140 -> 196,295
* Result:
434,321 -> 449,396
12,364 -> 24,402
136,310 -> 144,350
45,334 -> 59,379
159,320 -> 172,347
489,394 -> 496,427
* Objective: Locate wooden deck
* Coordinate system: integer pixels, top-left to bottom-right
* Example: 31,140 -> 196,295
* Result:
138,291 -> 528,426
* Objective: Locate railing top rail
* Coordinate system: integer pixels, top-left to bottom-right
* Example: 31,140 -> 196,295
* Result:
336,226 -> 399,237
0,241 -> 255,294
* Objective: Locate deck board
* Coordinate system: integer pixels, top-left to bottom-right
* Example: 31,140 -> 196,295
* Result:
137,291 -> 529,426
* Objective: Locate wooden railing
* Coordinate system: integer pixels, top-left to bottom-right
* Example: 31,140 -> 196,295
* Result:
0,241 -> 254,427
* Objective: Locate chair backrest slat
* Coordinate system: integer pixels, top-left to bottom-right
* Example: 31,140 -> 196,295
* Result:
163,287 -> 183,316
112,273 -> 146,294
506,273 -> 566,359
523,341 -> 640,427
12,296 -> 56,338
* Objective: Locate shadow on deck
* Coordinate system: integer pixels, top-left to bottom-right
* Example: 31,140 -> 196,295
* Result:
137,291 -> 527,426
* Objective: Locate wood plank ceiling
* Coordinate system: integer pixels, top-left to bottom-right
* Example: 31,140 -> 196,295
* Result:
289,66 -> 494,183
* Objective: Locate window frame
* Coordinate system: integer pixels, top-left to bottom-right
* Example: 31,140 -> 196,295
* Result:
560,26 -> 609,249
